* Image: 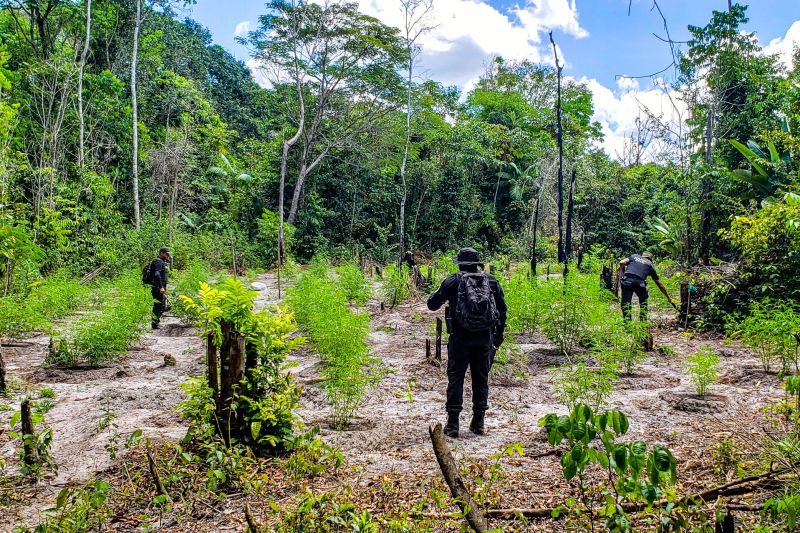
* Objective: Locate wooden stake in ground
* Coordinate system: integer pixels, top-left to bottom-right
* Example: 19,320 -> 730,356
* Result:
429,422 -> 488,532
0,345 -> 6,393
21,399 -> 36,469
206,333 -> 219,406
435,317 -> 443,362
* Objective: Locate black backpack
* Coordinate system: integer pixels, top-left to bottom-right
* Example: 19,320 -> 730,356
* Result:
141,260 -> 155,286
454,272 -> 498,332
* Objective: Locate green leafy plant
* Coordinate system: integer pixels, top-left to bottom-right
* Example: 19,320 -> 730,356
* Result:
169,262 -> 212,322
552,361 -> 617,412
382,263 -> 413,308
9,404 -> 55,479
727,299 -> 800,373
685,346 -> 719,397
47,272 -> 151,367
288,260 -> 381,429
538,405 -> 678,531
16,480 -> 112,532
337,261 -> 371,305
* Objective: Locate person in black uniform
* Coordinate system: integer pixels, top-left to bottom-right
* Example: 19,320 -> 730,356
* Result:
618,251 -> 675,321
150,247 -> 171,329
427,247 -> 507,438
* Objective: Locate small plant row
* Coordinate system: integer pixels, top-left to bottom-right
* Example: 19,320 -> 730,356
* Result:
0,274 -> 90,340
287,256 -> 381,429
726,298 -> 800,373
47,271 -> 152,367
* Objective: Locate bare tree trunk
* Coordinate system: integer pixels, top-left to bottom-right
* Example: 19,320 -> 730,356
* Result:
130,0 -> 142,230
564,167 -> 577,278
206,333 -> 219,406
398,58 -> 412,264
78,0 -> 91,170
530,184 -> 542,277
218,319 -> 245,445
286,164 -> 307,225
550,32 -> 565,265
0,344 -> 6,393
21,399 -> 36,470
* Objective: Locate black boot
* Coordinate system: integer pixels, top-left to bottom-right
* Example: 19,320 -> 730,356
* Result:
470,410 -> 486,435
444,412 -> 459,438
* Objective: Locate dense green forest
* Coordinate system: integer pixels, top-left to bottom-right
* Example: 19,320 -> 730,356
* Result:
0,1 -> 795,304
3,0 -> 800,531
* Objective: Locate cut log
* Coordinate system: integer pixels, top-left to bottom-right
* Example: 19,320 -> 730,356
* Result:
429,422 -> 488,532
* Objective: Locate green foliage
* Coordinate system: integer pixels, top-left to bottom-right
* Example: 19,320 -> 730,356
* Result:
0,274 -> 89,340
47,273 -> 151,367
336,261 -> 371,305
288,259 -> 381,429
15,480 -> 112,533
539,405 -> 677,530
9,404 -> 55,479
257,209 -> 296,268
179,277 -> 306,453
727,299 -> 800,373
382,264 -> 412,308
685,346 -> 719,397
552,361 -> 617,413
169,263 -> 212,322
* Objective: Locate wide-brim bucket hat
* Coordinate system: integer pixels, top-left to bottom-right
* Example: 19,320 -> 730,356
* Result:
453,247 -> 483,266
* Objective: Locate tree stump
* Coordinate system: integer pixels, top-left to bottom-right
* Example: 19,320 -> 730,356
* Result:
218,319 -> 245,443
207,333 -> 219,406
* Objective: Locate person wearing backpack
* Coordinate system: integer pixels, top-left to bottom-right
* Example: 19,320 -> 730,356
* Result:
144,247 -> 171,330
427,247 -> 507,438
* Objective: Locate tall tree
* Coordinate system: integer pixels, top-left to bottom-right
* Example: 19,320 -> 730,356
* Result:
248,0 -> 406,225
130,0 -> 141,229
549,32 -> 565,264
77,0 -> 91,170
397,0 -> 433,263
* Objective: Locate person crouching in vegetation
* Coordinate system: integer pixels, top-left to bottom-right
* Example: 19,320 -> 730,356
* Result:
618,251 -> 675,321
427,248 -> 507,438
146,247 -> 171,330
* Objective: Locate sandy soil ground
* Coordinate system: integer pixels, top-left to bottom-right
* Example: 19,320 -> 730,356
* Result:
0,271 -> 786,531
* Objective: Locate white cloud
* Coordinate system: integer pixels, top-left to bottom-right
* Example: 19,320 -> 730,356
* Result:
234,20 -> 253,37
763,20 -> 800,70
584,77 -> 688,162
352,0 -> 587,89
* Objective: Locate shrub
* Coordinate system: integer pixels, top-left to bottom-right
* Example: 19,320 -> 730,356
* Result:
685,346 -> 719,396
287,260 -> 381,429
0,274 -> 89,340
47,272 -> 151,367
551,361 -> 617,412
179,277 -> 306,453
382,264 -> 412,308
727,299 -> 800,373
336,261 -> 371,305
169,262 -> 212,322
504,274 -> 546,336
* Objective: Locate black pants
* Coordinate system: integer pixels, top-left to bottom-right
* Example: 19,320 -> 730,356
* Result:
621,283 -> 648,321
446,333 -> 493,414
151,286 -> 165,326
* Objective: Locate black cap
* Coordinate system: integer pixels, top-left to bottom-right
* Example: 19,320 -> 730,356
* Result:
160,246 -> 171,256
453,247 -> 483,266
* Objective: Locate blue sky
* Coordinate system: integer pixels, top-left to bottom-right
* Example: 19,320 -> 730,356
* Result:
184,0 -> 800,156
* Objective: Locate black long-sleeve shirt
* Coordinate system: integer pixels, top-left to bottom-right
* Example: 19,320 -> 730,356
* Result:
427,272 -> 507,338
152,258 -> 169,289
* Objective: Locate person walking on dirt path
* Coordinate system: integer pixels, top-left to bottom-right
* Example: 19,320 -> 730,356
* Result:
146,247 -> 171,330
618,251 -> 675,321
427,247 -> 507,439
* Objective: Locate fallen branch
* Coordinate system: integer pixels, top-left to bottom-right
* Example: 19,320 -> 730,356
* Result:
486,468 -> 793,520
146,447 -> 171,502
429,422 -> 488,532
245,502 -> 261,532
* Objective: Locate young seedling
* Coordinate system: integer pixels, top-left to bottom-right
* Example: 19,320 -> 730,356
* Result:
685,346 -> 719,397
